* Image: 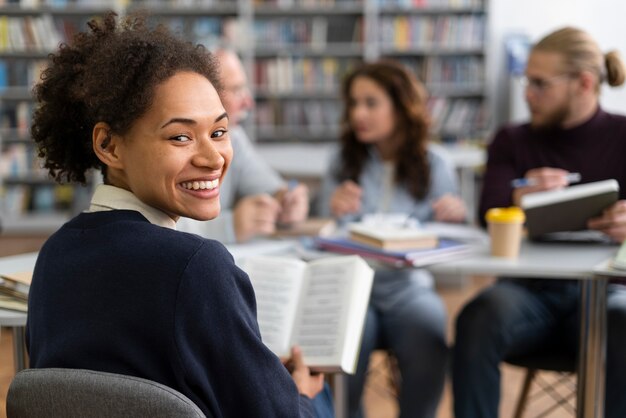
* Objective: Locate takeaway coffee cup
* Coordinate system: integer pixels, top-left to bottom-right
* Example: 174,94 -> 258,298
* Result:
485,207 -> 526,258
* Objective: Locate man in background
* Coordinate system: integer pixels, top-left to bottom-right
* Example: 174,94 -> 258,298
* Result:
177,48 -> 309,243
453,27 -> 626,418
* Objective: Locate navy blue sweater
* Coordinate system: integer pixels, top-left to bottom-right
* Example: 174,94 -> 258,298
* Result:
26,210 -> 314,418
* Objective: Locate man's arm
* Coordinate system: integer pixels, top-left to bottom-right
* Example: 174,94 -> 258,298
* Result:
478,127 -> 522,226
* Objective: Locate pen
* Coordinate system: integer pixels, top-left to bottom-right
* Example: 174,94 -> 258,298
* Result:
280,179 -> 299,205
287,179 -> 299,191
511,172 -> 581,188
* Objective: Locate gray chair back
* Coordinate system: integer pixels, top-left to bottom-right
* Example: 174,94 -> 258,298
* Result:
6,368 -> 207,418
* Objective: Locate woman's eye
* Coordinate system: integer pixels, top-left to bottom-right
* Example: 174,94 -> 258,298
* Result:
171,134 -> 191,142
211,129 -> 227,139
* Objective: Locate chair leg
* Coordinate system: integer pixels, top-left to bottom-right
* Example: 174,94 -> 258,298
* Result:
513,369 -> 537,418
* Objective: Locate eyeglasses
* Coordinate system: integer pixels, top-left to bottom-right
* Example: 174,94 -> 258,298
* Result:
225,84 -> 251,98
520,73 -> 574,93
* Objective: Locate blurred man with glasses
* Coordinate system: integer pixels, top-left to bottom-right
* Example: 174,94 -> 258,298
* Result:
453,27 -> 626,418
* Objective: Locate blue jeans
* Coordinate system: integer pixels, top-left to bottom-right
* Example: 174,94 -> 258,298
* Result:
312,383 -> 335,418
453,279 -> 626,418
349,268 -> 448,418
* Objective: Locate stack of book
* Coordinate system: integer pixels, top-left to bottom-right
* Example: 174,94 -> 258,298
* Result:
0,270 -> 31,312
316,223 -> 472,267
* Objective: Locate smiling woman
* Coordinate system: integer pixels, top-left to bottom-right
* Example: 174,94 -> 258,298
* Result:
25,11 -> 328,418
92,72 -> 231,222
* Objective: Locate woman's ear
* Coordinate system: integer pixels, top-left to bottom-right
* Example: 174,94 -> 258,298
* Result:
93,122 -> 124,169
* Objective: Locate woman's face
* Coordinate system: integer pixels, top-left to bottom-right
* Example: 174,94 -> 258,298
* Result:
348,76 -> 396,144
113,71 -> 232,221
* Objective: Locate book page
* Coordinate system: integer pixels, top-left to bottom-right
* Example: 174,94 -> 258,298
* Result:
243,256 -> 307,358
1,271 -> 32,286
291,256 -> 373,373
0,270 -> 32,296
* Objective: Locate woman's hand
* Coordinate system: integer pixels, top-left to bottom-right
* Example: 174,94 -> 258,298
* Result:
285,346 -> 324,399
330,180 -> 362,217
432,193 -> 467,223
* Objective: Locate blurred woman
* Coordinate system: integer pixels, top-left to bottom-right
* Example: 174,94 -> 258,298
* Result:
316,60 -> 466,418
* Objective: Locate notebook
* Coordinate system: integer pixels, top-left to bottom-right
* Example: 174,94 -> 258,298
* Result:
521,179 -> 620,240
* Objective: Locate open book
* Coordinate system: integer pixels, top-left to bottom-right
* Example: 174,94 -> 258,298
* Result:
242,255 -> 374,373
521,179 -> 620,239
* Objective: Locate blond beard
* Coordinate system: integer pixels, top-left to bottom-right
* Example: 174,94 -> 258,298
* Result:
530,103 -> 572,131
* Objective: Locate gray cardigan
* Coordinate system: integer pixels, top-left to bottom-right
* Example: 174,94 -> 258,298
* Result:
315,143 -> 459,224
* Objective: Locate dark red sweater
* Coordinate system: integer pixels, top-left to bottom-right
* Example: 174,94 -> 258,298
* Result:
479,107 -> 626,226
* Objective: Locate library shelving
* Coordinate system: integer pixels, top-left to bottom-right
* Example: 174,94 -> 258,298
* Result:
0,0 -> 489,232
0,1 -> 246,233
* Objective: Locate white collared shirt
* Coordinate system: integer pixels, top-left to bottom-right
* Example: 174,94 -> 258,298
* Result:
88,184 -> 177,230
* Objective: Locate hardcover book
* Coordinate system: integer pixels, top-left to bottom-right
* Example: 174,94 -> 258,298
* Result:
521,179 -> 620,240
348,223 -> 439,251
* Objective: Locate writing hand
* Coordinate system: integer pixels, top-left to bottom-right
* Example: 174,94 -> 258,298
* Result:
276,183 -> 309,225
233,194 -> 281,243
512,167 -> 572,206
431,193 -> 467,223
587,200 -> 626,243
330,180 -> 362,217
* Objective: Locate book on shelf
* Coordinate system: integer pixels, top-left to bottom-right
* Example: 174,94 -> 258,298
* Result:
316,235 -> 472,268
348,223 -> 438,251
242,254 -> 374,373
521,179 -> 620,240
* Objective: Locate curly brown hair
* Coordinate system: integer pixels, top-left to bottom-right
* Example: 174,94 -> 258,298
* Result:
31,11 -> 221,184
336,60 -> 431,200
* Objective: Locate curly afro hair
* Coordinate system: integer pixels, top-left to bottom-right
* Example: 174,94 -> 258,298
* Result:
31,11 -> 221,184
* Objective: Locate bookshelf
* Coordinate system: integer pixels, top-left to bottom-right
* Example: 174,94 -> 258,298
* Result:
0,5 -> 111,233
375,0 -> 488,143
251,0 -> 365,142
250,0 -> 489,144
0,0 -> 489,233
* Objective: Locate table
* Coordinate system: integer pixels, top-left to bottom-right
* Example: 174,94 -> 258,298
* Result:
2,239 -> 619,418
428,240 -> 620,418
0,252 -> 37,373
